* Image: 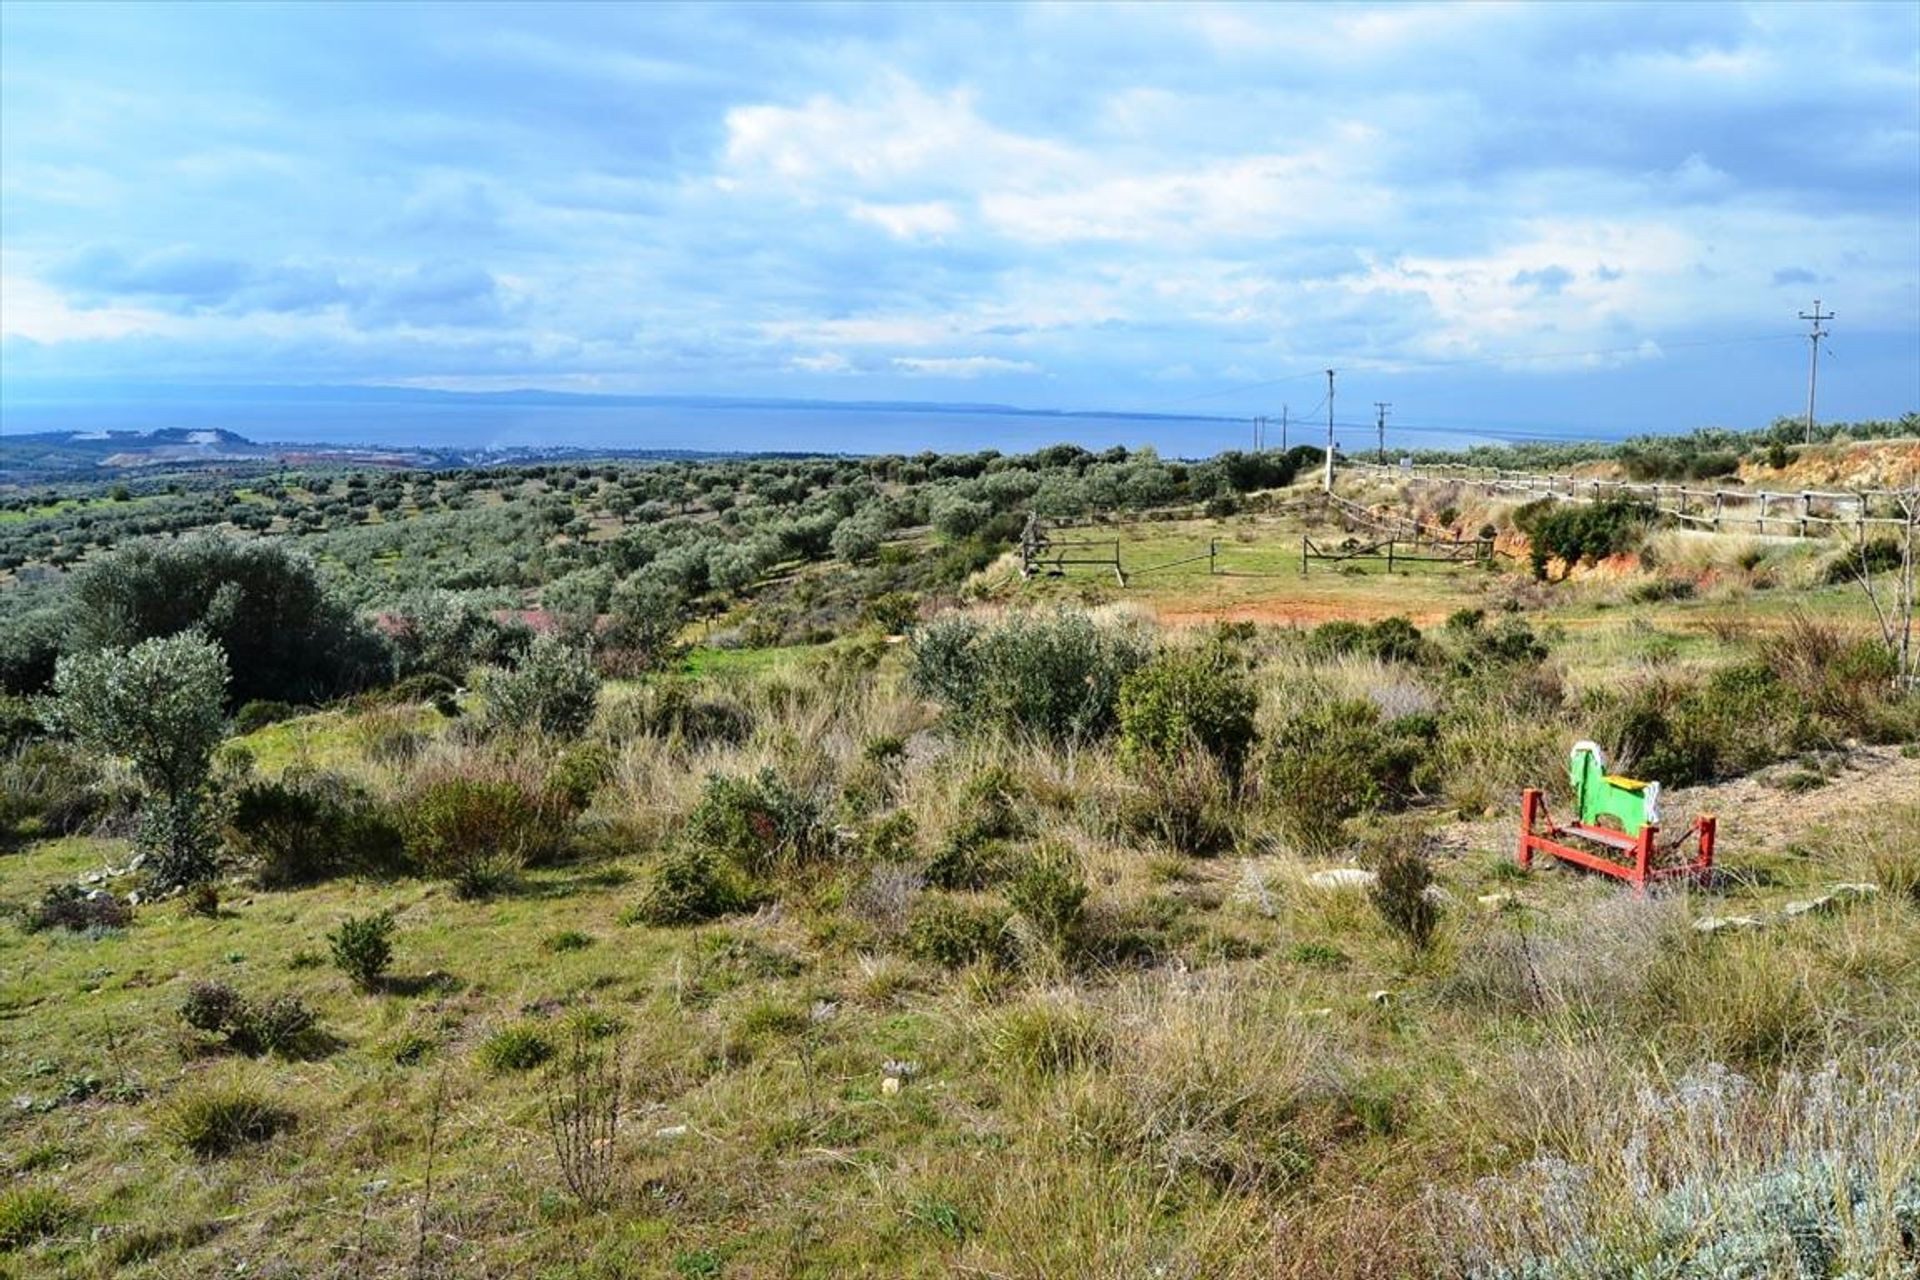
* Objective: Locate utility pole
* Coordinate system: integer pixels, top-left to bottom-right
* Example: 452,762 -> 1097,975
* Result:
1253,416 -> 1262,451
1374,402 -> 1392,464
1280,404 -> 1288,452
1323,369 -> 1336,492
1799,300 -> 1833,444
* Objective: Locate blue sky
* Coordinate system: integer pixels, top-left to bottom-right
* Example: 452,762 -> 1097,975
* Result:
2,1 -> 1916,441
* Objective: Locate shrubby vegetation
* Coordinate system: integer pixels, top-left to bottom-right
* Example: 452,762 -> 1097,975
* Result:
3,433 -> 1917,1278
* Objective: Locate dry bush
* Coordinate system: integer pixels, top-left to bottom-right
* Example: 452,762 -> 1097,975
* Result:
957,1156 -> 1276,1280
1065,976 -> 1340,1193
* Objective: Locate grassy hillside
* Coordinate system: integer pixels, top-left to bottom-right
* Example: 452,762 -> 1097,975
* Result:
3,457 -> 1918,1279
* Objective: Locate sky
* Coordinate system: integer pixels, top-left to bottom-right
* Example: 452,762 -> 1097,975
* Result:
2,1 -> 1917,444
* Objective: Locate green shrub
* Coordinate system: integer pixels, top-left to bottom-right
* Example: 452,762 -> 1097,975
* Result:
0,1186 -> 71,1249
162,1083 -> 290,1157
547,742 -> 612,812
684,769 -> 831,874
478,1023 -> 554,1073
542,929 -> 594,953
1823,534 -> 1906,585
924,766 -> 1028,890
481,634 -> 600,739
1268,700 -> 1433,856
910,610 -> 1151,744
327,910 -> 396,991
1627,577 -> 1696,604
864,591 -> 920,635
224,768 -> 405,888
25,884 -> 132,933
905,896 -> 1012,968
1006,844 -> 1089,957
627,846 -> 749,926
1118,645 -> 1258,779
232,700 -> 297,735
1518,499 -> 1659,580
1308,616 -> 1427,664
179,981 -> 317,1056
1604,664 -> 1812,786
400,775 -> 557,896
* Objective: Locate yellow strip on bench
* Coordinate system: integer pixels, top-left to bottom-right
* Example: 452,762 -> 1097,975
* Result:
1601,775 -> 1650,791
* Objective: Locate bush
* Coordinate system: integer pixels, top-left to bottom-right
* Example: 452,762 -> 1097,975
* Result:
1006,844 -> 1089,958
1307,616 -> 1427,665
1367,834 -> 1439,953
1603,664 -> 1813,786
905,896 -> 1012,968
179,981 -> 317,1056
684,769 -> 832,874
547,743 -> 612,813
1822,534 -> 1905,585
25,884 -> 132,933
224,768 -> 405,888
232,700 -> 298,735
910,610 -> 1151,744
327,910 -> 396,991
626,845 -> 749,926
478,1023 -> 554,1073
605,683 -> 754,748
863,591 -> 920,635
1118,748 -> 1237,856
0,1186 -> 71,1249
1268,700 -> 1433,856
1118,646 -> 1259,780
926,767 -> 1029,890
1518,499 -> 1659,581
162,1083 -> 290,1157
481,634 -> 600,739
400,775 -> 557,896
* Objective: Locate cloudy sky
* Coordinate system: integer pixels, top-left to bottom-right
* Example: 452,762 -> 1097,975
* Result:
2,1 -> 1916,439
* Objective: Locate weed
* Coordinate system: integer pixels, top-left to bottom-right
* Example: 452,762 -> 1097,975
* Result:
162,1082 -> 291,1157
905,896 -> 1013,968
0,1186 -> 71,1249
626,845 -> 749,926
985,992 -> 1110,1078
543,928 -> 595,953
25,884 -> 132,933
479,1023 -> 555,1073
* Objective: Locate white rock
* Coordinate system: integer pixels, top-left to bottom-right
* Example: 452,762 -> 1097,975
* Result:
1368,989 -> 1393,1006
1782,897 -> 1833,918
1422,885 -> 1454,905
1477,893 -> 1515,910
881,1077 -> 902,1096
1307,868 -> 1377,890
1693,915 -> 1765,934
654,1124 -> 688,1140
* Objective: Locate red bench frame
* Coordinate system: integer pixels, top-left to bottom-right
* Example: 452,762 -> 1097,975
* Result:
1518,788 -> 1715,890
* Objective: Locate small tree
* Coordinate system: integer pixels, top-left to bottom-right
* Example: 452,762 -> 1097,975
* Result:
48,633 -> 228,887
482,634 -> 601,739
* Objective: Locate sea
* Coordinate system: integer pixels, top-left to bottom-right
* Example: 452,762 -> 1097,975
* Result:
0,388 -> 1642,459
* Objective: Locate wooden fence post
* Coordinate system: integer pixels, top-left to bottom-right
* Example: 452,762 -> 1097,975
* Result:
1798,492 -> 1811,538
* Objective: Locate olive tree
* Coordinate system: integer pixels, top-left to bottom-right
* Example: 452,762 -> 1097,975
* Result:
481,634 -> 601,740
47,632 -> 229,887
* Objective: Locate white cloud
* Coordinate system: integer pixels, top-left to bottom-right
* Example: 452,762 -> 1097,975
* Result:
789,351 -> 853,373
849,200 -> 960,240
892,355 -> 1039,377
